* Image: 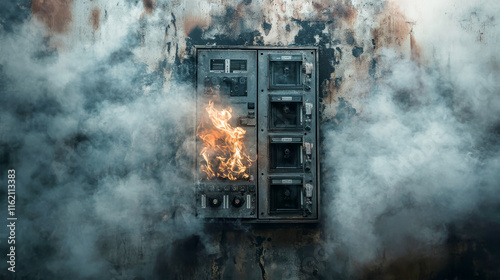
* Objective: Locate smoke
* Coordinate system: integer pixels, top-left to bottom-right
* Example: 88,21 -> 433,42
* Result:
0,1 -> 201,279
1,0 -> 500,278
323,0 -> 500,271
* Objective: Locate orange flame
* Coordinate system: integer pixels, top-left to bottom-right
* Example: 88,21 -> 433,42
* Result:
197,100 -> 254,180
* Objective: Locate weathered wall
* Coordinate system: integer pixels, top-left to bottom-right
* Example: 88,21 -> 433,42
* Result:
1,0 -> 500,279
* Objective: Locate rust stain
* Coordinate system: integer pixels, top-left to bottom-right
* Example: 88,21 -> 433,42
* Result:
278,1 -> 287,15
372,2 -> 411,51
234,239 -> 249,278
310,1 -> 330,22
410,32 -> 422,64
321,76 -> 337,105
312,2 -> 324,13
184,16 -> 210,37
143,0 -> 155,14
90,7 -> 100,31
235,1 -> 249,19
321,53 -> 373,121
361,247 -> 446,280
31,0 -> 73,33
267,0 -> 287,16
310,0 -> 357,23
333,0 -> 358,24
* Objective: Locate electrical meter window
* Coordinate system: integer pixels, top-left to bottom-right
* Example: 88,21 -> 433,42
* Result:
270,184 -> 302,213
269,61 -> 302,89
270,142 -> 302,170
270,101 -> 302,129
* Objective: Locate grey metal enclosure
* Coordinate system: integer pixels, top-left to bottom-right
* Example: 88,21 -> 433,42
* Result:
195,46 -> 319,222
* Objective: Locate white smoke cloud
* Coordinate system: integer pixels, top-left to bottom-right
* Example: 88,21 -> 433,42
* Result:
323,0 -> 500,270
0,1 -> 202,278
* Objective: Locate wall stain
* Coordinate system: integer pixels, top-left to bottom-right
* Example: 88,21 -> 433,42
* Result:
31,0 -> 73,33
143,0 -> 155,14
352,46 -> 364,57
21,1 -> 500,279
90,7 -> 100,31
410,30 -> 422,63
372,1 -> 411,51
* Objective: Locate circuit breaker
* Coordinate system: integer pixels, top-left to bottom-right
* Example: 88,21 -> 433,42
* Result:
195,46 -> 319,223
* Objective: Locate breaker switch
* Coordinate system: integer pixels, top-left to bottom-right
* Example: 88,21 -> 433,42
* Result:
305,184 -> 313,198
305,103 -> 313,116
305,143 -> 313,155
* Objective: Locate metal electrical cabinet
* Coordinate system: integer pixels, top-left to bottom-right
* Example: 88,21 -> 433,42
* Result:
195,46 -> 319,223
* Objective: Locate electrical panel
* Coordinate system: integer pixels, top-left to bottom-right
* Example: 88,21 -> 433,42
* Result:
195,47 -> 319,223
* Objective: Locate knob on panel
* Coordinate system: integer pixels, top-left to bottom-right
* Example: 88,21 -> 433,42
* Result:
232,196 -> 245,208
208,196 -> 222,208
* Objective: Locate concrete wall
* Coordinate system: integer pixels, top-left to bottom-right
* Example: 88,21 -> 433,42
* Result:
1,0 -> 500,279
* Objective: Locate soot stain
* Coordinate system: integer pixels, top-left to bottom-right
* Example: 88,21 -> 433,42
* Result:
292,20 -> 338,102
293,20 -> 330,46
369,58 -> 377,77
143,0 -> 154,14
262,20 -> 272,36
345,31 -> 355,45
319,48 -> 336,87
352,46 -> 363,57
153,235 -> 206,279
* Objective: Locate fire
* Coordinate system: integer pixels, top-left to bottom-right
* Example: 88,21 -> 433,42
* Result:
197,100 -> 254,180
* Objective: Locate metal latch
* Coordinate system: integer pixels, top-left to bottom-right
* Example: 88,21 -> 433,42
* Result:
303,62 -> 313,74
305,103 -> 313,116
304,142 -> 312,155
305,184 -> 313,198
